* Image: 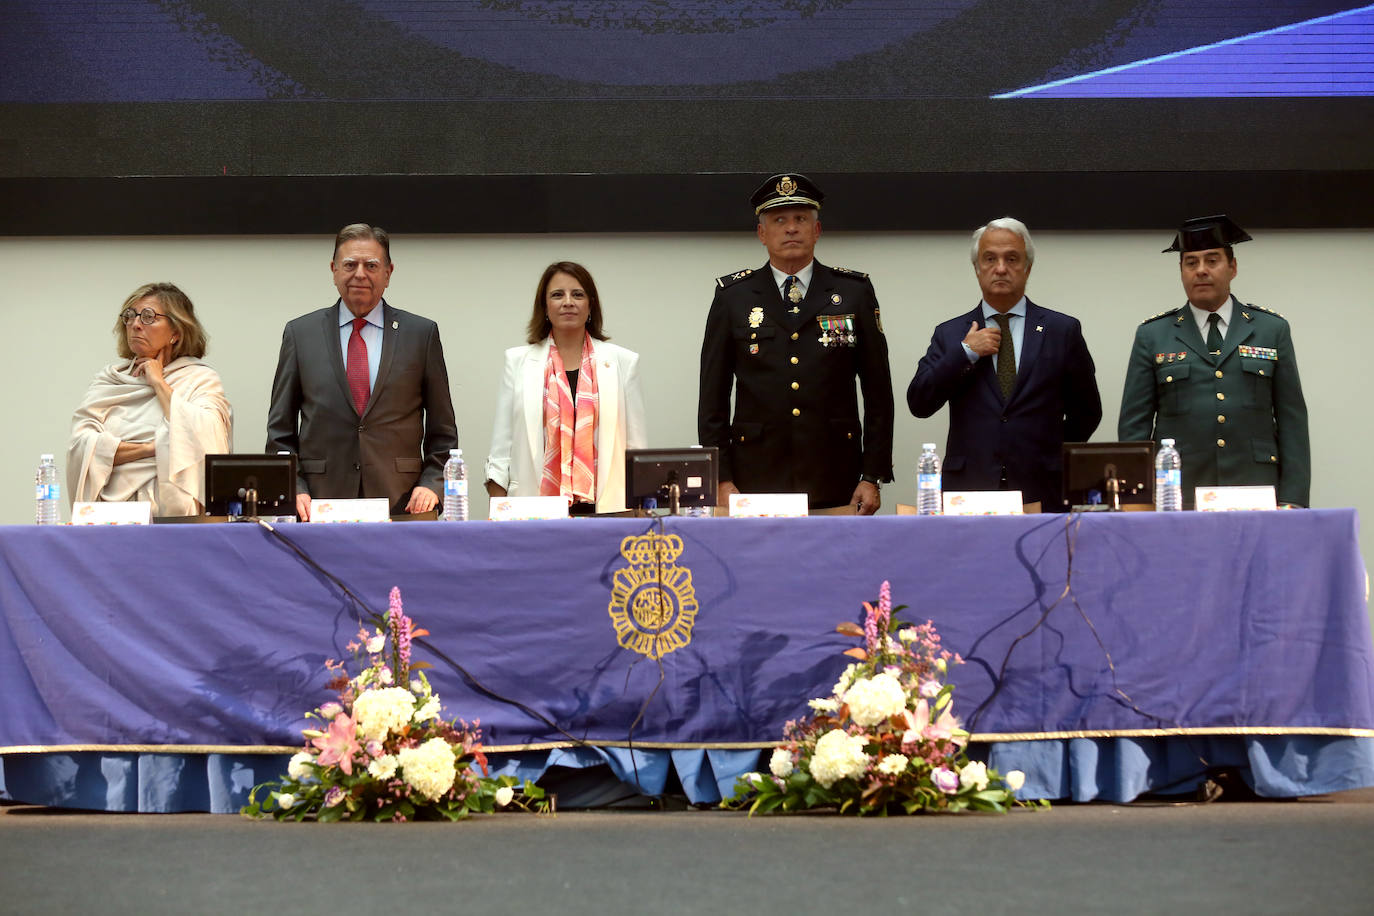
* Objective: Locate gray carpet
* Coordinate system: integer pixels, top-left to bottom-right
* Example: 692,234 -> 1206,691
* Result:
4,791 -> 1374,915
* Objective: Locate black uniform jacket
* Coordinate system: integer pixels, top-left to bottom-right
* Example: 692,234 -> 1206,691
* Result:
698,260 -> 894,509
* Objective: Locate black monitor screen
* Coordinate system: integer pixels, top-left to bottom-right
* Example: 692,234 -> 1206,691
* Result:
1061,441 -> 1155,510
625,448 -> 718,511
204,453 -> 297,517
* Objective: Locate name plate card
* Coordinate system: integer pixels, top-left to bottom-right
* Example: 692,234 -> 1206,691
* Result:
489,496 -> 570,521
1195,486 -> 1278,511
309,498 -> 391,523
729,493 -> 809,518
71,501 -> 152,525
942,491 -> 1025,516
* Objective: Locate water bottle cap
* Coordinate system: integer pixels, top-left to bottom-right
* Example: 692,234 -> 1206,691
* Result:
450,448 -> 462,457
40,453 -> 53,461
1161,438 -> 1175,448
922,443 -> 936,451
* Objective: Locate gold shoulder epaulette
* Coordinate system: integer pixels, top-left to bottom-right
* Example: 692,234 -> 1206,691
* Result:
1244,301 -> 1286,319
716,268 -> 754,288
1140,309 -> 1178,326
830,265 -> 869,279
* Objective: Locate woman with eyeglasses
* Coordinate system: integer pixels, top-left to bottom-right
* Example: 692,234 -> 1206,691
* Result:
67,282 -> 232,516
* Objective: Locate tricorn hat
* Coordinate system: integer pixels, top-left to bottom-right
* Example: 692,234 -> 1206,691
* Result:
1163,214 -> 1253,254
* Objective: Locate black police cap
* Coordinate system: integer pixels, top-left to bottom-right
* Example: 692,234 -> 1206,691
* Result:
751,173 -> 824,215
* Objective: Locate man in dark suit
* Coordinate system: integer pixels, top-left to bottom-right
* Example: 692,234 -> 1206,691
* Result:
1118,215 -> 1309,507
907,218 -> 1101,511
698,173 -> 894,514
266,223 -> 459,520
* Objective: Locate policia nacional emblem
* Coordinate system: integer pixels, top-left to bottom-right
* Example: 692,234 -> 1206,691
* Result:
607,533 -> 698,659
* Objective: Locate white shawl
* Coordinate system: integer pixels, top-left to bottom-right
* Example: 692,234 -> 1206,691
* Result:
67,357 -> 233,516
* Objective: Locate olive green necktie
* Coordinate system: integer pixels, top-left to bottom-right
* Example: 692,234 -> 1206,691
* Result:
1206,313 -> 1223,356
992,313 -> 1016,400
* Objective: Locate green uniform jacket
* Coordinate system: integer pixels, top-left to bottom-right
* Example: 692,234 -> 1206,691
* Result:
1117,295 -> 1309,507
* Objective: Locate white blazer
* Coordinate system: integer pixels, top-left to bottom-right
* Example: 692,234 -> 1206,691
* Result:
485,337 -> 648,513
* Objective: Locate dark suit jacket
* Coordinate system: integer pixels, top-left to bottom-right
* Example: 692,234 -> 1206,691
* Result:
907,299 -> 1101,510
1118,297 -> 1309,507
265,300 -> 459,513
698,260 -> 894,509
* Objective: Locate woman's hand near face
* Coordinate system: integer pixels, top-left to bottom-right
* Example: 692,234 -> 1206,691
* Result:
131,356 -> 174,415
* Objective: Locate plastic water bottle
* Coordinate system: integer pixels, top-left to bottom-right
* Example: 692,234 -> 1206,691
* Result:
1154,438 -> 1182,512
442,448 -> 468,521
35,454 -> 60,525
916,443 -> 942,516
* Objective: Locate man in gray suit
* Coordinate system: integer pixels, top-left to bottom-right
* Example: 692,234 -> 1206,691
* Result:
266,223 -> 458,520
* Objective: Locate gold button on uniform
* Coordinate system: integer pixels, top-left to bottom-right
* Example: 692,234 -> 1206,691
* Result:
1270,455 -> 1277,462
791,381 -> 799,390
790,356 -> 799,365
1217,438 -> 1226,447
1216,393 -> 1225,401
1259,370 -> 1266,376
1166,375 -> 1173,382
1217,415 -> 1226,423
792,408 -> 801,417
1215,370 -> 1224,379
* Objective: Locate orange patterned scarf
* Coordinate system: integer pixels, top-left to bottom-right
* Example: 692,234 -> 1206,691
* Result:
540,334 -> 598,505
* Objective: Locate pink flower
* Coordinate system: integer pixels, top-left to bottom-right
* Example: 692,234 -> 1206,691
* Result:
877,580 -> 891,631
311,712 -> 362,775
388,587 -> 413,681
901,700 -> 930,745
925,706 -> 960,742
932,766 -> 959,794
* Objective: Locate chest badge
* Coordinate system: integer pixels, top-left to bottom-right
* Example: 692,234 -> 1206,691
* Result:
748,307 -> 764,328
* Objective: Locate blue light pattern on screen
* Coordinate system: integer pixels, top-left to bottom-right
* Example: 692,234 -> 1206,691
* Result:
1000,4 -> 1374,97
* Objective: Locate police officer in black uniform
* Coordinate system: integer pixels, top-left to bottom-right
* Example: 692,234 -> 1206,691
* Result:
698,173 -> 894,514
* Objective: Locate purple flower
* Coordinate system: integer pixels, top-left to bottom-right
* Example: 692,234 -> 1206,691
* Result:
323,786 -> 346,808
932,766 -> 959,794
318,701 -> 343,720
919,679 -> 942,699
877,580 -> 891,631
388,587 -> 413,681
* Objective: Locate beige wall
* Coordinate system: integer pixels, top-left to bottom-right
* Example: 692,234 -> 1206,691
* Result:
6,229 -> 1370,581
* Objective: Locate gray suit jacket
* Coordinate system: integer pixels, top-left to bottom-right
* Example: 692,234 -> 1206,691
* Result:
265,300 -> 459,513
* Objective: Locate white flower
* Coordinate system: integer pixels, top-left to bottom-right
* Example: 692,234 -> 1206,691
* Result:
919,679 -> 942,699
1005,770 -> 1026,792
808,697 -> 839,713
877,754 -> 909,776
494,786 -> 514,807
414,696 -> 442,723
277,792 -> 296,809
410,679 -> 425,694
366,633 -> 386,654
936,657 -> 947,673
352,687 -> 416,741
743,772 -> 765,786
843,672 -> 908,727
808,729 -> 870,789
959,760 -> 990,791
287,751 -> 315,781
397,737 -> 457,801
367,754 -> 398,780
898,628 -> 917,643
769,748 -> 794,778
378,666 -> 394,685
831,662 -> 862,698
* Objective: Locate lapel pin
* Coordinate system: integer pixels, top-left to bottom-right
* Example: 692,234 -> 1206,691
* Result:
391,321 -> 398,329
1035,325 -> 1043,333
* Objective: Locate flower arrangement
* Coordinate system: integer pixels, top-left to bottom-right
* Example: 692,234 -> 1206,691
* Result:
243,588 -> 547,822
724,581 -> 1041,816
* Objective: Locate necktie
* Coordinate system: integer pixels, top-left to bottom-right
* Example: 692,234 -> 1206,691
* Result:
784,275 -> 802,311
346,317 -> 370,415
992,313 -> 1016,400
1206,313 -> 1223,356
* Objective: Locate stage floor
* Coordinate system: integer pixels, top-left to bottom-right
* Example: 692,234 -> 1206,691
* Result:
4,790 -> 1374,915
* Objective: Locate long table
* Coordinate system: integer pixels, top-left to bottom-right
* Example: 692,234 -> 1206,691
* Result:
2,511 -> 1372,811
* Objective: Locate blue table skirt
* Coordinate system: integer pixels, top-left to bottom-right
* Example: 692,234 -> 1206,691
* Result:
6,737 -> 1372,813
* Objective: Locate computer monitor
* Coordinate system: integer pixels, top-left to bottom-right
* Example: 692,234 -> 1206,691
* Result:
625,448 -> 718,514
1061,441 -> 1155,511
204,453 -> 297,517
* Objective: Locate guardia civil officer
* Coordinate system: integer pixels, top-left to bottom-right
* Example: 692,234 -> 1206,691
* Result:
698,173 -> 894,514
1118,215 -> 1310,507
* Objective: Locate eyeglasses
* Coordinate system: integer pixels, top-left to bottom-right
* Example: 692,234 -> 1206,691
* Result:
335,258 -> 386,274
121,307 -> 168,326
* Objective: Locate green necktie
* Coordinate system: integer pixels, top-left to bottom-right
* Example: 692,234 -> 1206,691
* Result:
992,313 -> 1016,400
1206,313 -> 1223,356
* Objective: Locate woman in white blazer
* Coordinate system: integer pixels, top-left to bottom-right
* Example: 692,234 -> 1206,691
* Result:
485,261 -> 647,514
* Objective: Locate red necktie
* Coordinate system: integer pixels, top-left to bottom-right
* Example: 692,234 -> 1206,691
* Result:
346,317 -> 370,415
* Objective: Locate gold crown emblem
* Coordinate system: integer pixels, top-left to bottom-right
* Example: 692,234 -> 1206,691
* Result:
776,176 -> 797,196
607,533 -> 697,659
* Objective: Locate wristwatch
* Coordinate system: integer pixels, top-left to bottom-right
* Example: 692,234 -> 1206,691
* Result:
859,474 -> 882,490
